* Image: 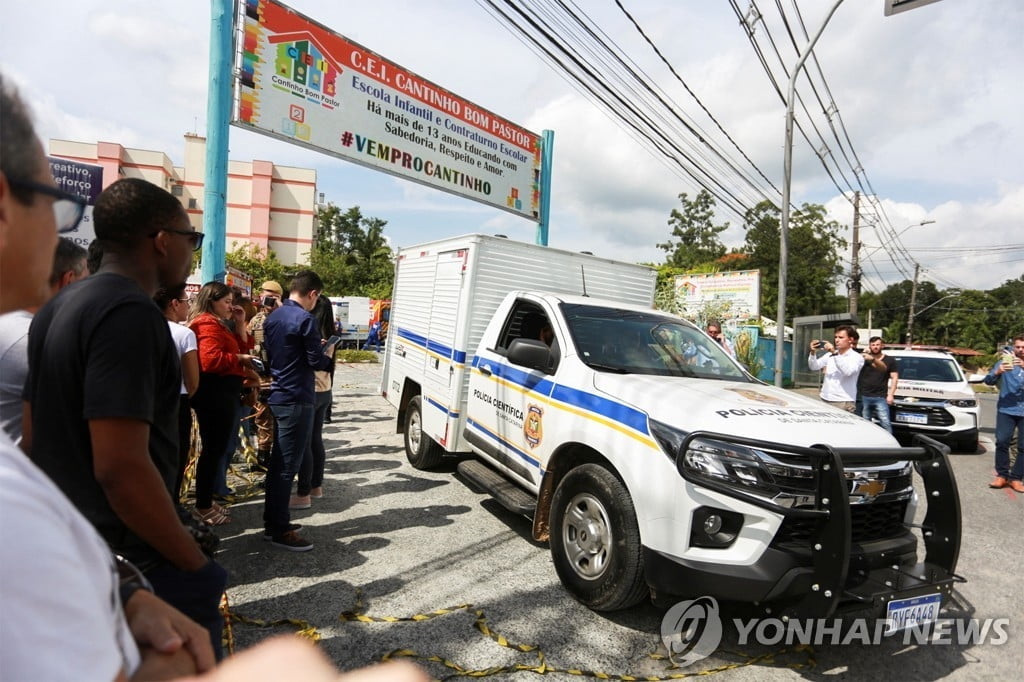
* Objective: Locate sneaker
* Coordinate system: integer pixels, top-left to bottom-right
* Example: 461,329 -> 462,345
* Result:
309,486 -> 323,499
289,495 -> 312,510
262,523 -> 301,541
270,530 -> 313,552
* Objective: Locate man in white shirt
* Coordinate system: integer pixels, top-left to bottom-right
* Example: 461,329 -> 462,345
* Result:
807,325 -> 864,412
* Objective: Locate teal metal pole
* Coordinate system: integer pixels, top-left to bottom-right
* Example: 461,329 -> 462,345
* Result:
536,129 -> 554,246
202,0 -> 233,283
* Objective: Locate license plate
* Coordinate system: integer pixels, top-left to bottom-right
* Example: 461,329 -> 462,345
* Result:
885,593 -> 942,634
895,412 -> 928,425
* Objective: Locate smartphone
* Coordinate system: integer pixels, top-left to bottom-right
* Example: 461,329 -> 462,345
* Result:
324,334 -> 342,350
250,358 -> 267,374
261,296 -> 277,308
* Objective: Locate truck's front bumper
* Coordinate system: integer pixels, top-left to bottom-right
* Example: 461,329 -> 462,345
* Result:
650,432 -> 963,619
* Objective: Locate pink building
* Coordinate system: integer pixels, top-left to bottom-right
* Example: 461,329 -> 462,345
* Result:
49,134 -> 318,265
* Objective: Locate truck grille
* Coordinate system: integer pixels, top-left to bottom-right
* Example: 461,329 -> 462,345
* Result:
774,500 -> 908,545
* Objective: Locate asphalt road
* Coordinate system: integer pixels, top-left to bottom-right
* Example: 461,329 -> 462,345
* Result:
216,362 -> 1020,681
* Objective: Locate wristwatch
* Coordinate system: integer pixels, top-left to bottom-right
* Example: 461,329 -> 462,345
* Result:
115,554 -> 154,605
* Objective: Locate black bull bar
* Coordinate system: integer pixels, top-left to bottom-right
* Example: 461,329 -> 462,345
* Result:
675,431 -> 963,619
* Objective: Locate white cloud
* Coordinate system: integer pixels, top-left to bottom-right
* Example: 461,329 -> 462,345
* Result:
2,0 -> 1019,295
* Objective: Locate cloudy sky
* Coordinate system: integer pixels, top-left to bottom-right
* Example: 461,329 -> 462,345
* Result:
2,0 -> 1020,295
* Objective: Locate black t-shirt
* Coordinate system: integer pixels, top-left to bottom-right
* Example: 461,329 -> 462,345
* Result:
857,353 -> 897,397
25,273 -> 181,567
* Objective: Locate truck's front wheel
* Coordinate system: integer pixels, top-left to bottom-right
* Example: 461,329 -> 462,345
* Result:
404,396 -> 444,469
550,464 -> 646,611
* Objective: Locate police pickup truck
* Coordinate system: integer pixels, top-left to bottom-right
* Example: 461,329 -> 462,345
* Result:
381,234 -> 961,624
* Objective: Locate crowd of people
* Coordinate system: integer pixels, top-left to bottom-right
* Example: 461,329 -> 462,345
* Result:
0,73 -> 425,681
808,325 -> 1024,492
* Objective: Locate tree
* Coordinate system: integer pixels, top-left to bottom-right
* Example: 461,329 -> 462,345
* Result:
225,242 -> 288,288
311,204 -> 394,298
657,190 -> 728,270
739,201 -> 847,320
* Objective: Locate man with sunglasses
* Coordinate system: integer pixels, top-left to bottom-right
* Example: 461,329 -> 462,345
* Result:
22,174 -> 228,659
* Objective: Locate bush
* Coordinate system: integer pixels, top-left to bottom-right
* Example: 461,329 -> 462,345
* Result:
336,349 -> 379,363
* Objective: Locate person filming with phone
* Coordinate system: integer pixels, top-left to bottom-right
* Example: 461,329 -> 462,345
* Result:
984,334 -> 1024,492
807,325 -> 864,413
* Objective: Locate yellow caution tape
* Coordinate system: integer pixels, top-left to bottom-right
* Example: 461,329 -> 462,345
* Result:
342,588 -> 815,679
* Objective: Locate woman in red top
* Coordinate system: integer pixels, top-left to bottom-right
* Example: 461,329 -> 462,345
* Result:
187,282 -> 255,525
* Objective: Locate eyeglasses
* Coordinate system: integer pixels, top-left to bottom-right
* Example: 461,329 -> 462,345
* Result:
150,227 -> 205,251
7,179 -> 87,234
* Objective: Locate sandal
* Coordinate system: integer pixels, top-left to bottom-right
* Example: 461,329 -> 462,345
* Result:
211,501 -> 232,515
193,506 -> 232,526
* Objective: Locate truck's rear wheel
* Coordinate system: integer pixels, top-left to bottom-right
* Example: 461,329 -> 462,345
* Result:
550,464 -> 646,611
404,396 -> 444,469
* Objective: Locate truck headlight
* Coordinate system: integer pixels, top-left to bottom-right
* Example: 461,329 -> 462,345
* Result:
680,437 -> 777,493
650,421 -> 779,495
947,399 -> 976,408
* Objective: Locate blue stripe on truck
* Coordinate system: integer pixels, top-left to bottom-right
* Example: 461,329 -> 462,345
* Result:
471,356 -> 650,437
394,326 -> 468,364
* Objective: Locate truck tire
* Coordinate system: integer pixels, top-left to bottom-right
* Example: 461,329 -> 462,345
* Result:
549,464 -> 646,611
404,396 -> 444,470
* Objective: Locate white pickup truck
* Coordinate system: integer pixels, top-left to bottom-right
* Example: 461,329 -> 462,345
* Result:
381,234 -> 962,623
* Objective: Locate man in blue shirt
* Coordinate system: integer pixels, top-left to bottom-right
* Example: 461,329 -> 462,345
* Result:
262,270 -> 336,550
984,334 -> 1024,492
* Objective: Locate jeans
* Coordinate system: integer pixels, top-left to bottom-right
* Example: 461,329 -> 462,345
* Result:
214,401 -> 251,496
860,396 -> 893,433
297,390 -> 332,496
994,411 -> 1024,480
263,402 -> 314,536
146,559 -> 228,661
190,374 -> 243,509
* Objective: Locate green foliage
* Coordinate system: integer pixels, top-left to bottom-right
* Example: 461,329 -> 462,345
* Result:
740,201 -> 847,320
225,242 -> 288,287
657,190 -> 728,269
856,273 -> 1024,352
733,329 -> 764,378
311,204 -> 394,298
336,349 -> 379,363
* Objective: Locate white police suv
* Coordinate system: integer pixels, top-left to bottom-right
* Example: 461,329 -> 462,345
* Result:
885,349 -> 981,452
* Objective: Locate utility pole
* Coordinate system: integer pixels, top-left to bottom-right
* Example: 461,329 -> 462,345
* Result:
905,262 -> 920,346
775,0 -> 846,387
849,191 -> 861,317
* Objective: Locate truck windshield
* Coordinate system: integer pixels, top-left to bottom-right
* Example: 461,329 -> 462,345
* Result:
560,303 -> 751,381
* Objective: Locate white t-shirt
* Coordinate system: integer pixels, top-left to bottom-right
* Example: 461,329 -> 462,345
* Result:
168,320 -> 198,395
808,348 -> 865,402
0,430 -> 140,680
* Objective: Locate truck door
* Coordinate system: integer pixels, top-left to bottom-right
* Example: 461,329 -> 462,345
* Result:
419,250 -> 467,439
468,298 -> 557,490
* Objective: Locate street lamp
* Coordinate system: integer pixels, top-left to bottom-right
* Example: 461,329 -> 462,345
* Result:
775,0 -> 846,386
906,287 -> 959,346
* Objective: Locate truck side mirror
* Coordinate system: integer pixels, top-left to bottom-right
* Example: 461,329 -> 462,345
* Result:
508,338 -> 551,372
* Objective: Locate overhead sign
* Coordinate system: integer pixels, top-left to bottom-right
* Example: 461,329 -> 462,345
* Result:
48,157 -> 103,248
675,270 -> 761,321
233,0 -> 543,220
